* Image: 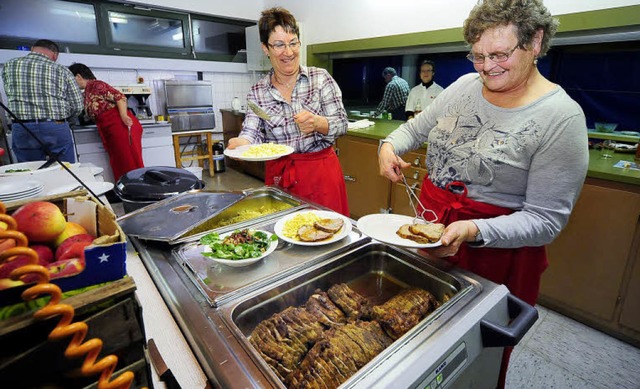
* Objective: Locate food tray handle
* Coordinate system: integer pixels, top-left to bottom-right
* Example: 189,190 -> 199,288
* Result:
479,294 -> 538,348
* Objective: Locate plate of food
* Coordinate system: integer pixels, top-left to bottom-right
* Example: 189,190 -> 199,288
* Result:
357,214 -> 444,248
199,228 -> 278,267
0,161 -> 60,176
274,210 -> 352,246
224,143 -> 294,162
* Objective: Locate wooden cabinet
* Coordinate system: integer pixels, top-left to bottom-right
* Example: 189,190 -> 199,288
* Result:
220,109 -> 265,180
335,135 -> 391,219
390,149 -> 428,216
540,178 -> 640,346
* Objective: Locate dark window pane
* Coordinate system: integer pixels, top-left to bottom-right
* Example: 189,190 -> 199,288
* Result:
192,19 -> 246,55
108,11 -> 184,48
0,0 -> 98,45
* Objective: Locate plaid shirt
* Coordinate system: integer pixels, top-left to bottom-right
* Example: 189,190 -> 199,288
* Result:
2,52 -> 83,121
240,66 -> 347,153
374,75 -> 410,117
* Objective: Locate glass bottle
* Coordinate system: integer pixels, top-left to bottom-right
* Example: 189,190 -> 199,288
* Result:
231,97 -> 241,111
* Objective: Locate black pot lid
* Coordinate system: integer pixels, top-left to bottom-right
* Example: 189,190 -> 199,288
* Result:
115,166 -> 203,201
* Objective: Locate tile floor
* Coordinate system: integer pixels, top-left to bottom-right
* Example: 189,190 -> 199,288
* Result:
114,167 -> 640,389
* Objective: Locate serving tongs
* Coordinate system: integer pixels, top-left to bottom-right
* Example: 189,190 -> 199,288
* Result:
396,154 -> 438,224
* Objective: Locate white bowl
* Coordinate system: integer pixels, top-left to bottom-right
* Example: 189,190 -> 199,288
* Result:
200,230 -> 278,267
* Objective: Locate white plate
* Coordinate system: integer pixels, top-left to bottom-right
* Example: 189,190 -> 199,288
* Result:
0,161 -> 60,176
47,181 -> 114,196
155,121 -> 169,124
224,144 -> 294,162
357,214 -> 442,248
274,210 -> 352,246
88,166 -> 104,176
0,180 -> 44,196
200,230 -> 278,267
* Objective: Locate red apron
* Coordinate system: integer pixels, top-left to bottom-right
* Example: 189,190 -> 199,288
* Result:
95,108 -> 144,182
419,178 -> 548,389
265,146 -> 349,216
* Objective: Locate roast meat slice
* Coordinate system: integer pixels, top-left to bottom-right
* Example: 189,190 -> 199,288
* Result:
250,306 -> 325,380
327,283 -> 371,321
298,224 -> 333,242
371,288 -> 437,339
314,218 -> 344,234
305,290 -> 347,327
287,321 -> 392,389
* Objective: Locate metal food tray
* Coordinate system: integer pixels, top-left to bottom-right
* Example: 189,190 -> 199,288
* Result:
216,241 -> 480,388
173,206 -> 368,307
171,186 -> 305,244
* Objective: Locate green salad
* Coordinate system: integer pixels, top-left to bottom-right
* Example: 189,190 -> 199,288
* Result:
200,229 -> 277,260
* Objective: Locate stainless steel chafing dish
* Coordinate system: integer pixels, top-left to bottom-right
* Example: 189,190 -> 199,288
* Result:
130,189 -> 538,389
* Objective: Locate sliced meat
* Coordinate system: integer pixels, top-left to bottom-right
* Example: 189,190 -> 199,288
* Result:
396,224 -> 431,244
298,224 -> 333,242
287,321 -> 392,389
314,218 -> 344,234
305,290 -> 347,327
408,223 -> 445,243
371,288 -> 438,339
327,283 -> 371,321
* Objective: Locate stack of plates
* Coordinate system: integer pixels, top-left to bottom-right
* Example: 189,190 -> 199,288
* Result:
0,180 -> 44,202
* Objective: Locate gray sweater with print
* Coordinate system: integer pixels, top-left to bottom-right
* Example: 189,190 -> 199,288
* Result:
384,73 -> 589,248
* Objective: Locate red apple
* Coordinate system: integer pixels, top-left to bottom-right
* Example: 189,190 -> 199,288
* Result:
11,202 -> 67,243
0,256 -> 32,279
47,257 -> 86,279
56,241 -> 91,262
53,222 -> 88,247
30,244 -> 54,266
55,235 -> 95,261
0,237 -> 16,253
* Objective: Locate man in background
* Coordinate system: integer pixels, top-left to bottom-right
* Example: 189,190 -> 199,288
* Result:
405,60 -> 444,120
373,67 -> 410,121
2,39 -> 83,163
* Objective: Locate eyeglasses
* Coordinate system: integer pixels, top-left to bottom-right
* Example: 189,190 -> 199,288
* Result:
267,40 -> 301,53
466,44 -> 519,64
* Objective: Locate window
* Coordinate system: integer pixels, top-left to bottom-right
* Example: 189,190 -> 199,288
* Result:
0,0 -> 98,49
97,3 -> 191,57
0,0 -> 250,62
192,17 -> 251,61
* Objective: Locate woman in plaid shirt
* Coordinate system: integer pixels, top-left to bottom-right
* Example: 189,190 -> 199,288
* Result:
227,7 -> 349,216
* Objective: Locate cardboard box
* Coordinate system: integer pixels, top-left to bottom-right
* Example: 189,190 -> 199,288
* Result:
0,193 -> 127,305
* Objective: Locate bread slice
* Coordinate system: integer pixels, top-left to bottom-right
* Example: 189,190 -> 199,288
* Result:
396,224 -> 431,244
409,223 -> 445,243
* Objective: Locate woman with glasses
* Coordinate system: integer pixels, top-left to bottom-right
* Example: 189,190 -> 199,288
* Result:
227,7 -> 349,216
378,1 -> 588,387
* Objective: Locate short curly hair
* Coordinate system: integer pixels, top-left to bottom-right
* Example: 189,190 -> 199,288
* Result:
463,0 -> 559,58
258,7 -> 300,46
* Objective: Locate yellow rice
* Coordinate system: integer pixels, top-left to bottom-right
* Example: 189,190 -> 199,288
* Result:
241,143 -> 290,158
282,212 -> 321,239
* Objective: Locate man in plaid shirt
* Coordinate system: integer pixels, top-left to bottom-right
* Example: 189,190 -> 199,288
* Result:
373,67 -> 410,121
2,39 -> 83,162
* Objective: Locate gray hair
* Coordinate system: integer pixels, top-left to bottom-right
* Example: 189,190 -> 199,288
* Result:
463,0 -> 559,58
382,67 -> 397,77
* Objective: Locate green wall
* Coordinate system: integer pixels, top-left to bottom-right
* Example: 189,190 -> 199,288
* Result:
307,5 -> 640,68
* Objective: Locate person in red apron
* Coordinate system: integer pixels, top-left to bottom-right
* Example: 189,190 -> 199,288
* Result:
69,63 -> 144,182
378,1 -> 589,388
227,7 -> 349,216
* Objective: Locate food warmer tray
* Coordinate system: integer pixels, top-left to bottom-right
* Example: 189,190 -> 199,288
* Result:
132,232 -> 537,389
173,205 -> 367,307
118,186 -> 304,244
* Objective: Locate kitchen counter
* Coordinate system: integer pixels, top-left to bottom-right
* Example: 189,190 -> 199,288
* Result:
345,119 -> 640,186
71,122 -> 170,133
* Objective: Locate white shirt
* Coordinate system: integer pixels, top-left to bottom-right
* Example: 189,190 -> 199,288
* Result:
405,82 -> 444,112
